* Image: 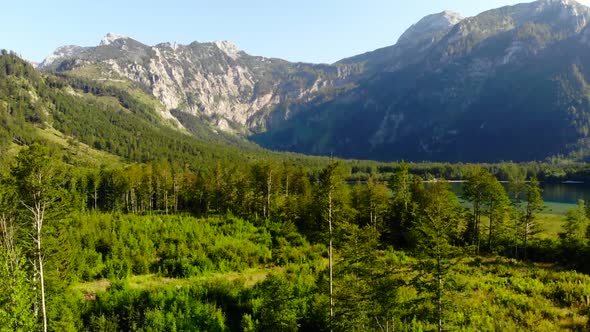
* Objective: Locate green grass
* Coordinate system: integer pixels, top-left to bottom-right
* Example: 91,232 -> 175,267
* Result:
37,127 -> 123,167
446,256 -> 589,331
71,267 -> 283,294
536,213 -> 565,240
544,202 -> 578,215
68,65 -> 166,114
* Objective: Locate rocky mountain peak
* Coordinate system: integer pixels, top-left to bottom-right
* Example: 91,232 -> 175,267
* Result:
39,45 -> 84,68
397,10 -> 463,45
100,33 -> 131,46
540,0 -> 582,6
529,0 -> 590,32
213,40 -> 242,59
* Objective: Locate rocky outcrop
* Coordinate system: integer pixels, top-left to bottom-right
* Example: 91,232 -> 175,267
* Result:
40,34 -> 359,133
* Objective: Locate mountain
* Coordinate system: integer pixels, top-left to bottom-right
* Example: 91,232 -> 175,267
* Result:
39,34 -> 360,134
337,11 -> 464,74
255,0 -> 590,162
39,0 -> 590,162
0,50 -> 295,171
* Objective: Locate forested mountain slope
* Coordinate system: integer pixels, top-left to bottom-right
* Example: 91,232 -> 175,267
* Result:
256,0 -> 590,162
39,0 -> 590,163
0,51 -> 283,167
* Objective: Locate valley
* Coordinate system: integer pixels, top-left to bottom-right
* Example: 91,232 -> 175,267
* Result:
4,1 -> 590,331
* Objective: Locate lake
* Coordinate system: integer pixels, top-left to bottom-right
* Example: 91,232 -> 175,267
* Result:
449,182 -> 590,215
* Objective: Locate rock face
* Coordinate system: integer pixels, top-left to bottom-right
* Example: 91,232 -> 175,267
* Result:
40,34 -> 360,133
397,11 -> 464,46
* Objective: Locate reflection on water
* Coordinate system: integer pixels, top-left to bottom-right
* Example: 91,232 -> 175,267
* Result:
448,182 -> 590,215
541,183 -> 590,204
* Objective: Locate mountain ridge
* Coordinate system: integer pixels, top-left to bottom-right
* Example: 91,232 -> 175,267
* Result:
39,33 -> 361,135
35,0 -> 590,162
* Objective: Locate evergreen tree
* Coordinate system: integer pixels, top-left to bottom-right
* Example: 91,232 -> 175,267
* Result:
521,177 -> 544,260
387,161 -> 415,246
335,223 -> 399,331
414,181 -> 463,332
253,274 -> 299,332
462,167 -> 491,253
484,175 -> 511,253
564,199 -> 589,241
315,161 -> 348,331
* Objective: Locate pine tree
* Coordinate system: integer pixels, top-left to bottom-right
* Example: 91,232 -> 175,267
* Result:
415,181 -> 463,332
316,161 -> 347,331
521,177 -> 543,260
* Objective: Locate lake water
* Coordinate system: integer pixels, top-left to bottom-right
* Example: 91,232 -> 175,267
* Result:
449,182 -> 590,215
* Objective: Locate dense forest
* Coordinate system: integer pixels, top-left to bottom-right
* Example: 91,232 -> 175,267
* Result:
2,144 -> 590,331
2,51 -> 590,331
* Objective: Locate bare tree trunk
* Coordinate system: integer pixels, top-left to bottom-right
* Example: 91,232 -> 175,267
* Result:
31,203 -> 48,332
94,186 -> 97,211
285,174 -> 289,198
266,170 -> 272,219
173,176 -> 178,213
524,220 -> 529,260
164,182 -> 168,215
514,217 -> 519,259
436,239 -> 443,332
488,200 -> 494,252
329,189 -> 334,332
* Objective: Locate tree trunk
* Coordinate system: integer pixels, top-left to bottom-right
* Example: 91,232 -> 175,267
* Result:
488,200 -> 494,252
173,177 -> 178,213
266,170 -> 272,219
436,240 -> 443,332
34,204 -> 48,332
524,219 -> 529,260
514,217 -> 519,259
285,175 -> 289,198
329,189 -> 334,332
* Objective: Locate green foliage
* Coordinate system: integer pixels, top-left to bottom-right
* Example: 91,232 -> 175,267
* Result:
252,274 -> 300,331
59,213 -> 274,280
564,199 -> 589,241
81,283 -> 229,331
0,103 -> 590,331
0,242 -> 36,332
334,223 -> 400,331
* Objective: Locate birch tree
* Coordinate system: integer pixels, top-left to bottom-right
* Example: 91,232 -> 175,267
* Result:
10,144 -> 65,332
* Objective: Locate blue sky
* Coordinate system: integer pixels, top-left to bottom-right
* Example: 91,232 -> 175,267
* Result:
3,0 -> 589,64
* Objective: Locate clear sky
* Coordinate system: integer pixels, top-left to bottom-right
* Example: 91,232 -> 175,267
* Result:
3,0 -> 589,64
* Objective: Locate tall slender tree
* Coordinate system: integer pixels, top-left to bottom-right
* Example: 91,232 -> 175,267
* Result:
522,177 -> 543,260
484,176 -> 510,252
463,167 -> 501,253
317,161 -> 346,332
415,181 -> 463,332
387,161 -> 414,246
10,144 -> 65,332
